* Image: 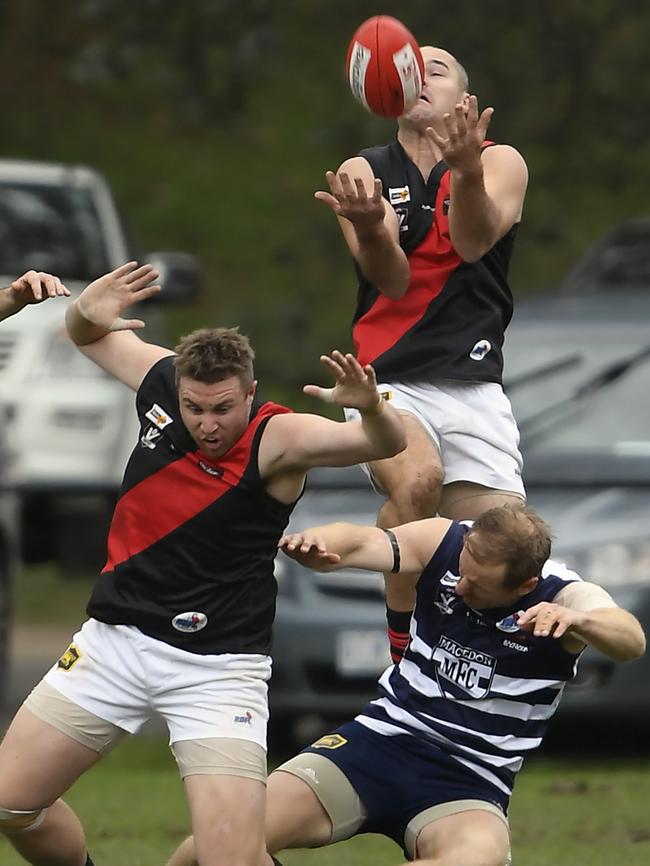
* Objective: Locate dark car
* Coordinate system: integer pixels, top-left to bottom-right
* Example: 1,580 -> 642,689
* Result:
270,290 -> 650,743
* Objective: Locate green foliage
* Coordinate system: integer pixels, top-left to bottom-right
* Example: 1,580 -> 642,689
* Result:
1,1 -> 649,404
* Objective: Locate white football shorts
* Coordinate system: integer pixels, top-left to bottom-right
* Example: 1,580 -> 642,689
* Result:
344,379 -> 525,497
38,618 -> 271,750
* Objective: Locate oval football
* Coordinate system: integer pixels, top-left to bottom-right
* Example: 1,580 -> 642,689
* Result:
346,16 -> 424,117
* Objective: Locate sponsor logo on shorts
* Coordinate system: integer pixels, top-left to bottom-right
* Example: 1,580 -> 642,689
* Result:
145,403 -> 173,429
379,390 -> 392,402
389,186 -> 411,204
171,611 -> 208,633
301,766 -> 319,783
234,710 -> 253,725
433,636 -> 496,698
311,733 -> 348,750
469,339 -> 492,361
57,643 -> 82,671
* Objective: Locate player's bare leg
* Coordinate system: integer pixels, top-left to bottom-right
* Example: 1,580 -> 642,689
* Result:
166,770 -> 330,866
369,412 -> 444,613
408,809 -> 510,866
439,480 -> 524,522
0,705 -> 102,866
183,774 -> 267,866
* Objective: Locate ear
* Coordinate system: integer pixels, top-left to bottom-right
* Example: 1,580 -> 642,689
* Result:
247,380 -> 258,400
518,575 -> 539,597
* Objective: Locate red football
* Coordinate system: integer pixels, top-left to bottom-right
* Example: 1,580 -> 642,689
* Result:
346,16 -> 424,118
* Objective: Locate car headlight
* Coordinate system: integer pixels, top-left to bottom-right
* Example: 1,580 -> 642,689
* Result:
560,541 -> 650,588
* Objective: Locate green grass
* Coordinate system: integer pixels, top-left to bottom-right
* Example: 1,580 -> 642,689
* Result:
9,569 -> 650,864
12,563 -> 94,627
0,738 -> 649,865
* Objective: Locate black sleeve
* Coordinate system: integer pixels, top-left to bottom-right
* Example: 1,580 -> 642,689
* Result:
135,356 -> 178,423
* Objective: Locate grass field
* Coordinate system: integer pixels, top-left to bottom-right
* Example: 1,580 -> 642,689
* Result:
6,567 -> 650,864
0,736 -> 649,866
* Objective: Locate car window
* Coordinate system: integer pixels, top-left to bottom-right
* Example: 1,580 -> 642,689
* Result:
504,325 -> 650,456
0,182 -> 110,281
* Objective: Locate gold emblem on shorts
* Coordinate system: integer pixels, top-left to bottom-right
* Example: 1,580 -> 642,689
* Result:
57,643 -> 81,671
311,733 -> 348,750
380,391 -> 392,402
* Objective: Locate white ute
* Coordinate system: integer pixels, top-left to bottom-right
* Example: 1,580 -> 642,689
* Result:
0,159 -> 202,570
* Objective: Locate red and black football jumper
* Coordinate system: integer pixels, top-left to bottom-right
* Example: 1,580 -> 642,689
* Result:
86,356 -> 297,656
352,141 -> 517,384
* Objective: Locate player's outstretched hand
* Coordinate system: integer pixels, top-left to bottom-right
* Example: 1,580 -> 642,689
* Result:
279,532 -> 341,569
315,170 -> 385,232
76,262 -> 161,333
517,602 -> 584,639
425,94 -> 493,174
303,350 -> 382,413
9,270 -> 70,306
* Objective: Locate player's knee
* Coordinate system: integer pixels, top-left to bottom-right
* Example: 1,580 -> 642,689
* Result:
386,465 -> 443,518
0,805 -> 47,835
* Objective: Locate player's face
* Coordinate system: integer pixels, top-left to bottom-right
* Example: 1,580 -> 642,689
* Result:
178,374 -> 256,459
456,543 -> 514,610
401,46 -> 467,127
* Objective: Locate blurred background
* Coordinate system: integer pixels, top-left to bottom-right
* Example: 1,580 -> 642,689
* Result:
1,3 -> 650,863
2,0 -> 650,396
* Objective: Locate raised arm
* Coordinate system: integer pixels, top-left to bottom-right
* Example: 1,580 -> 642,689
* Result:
65,261 -> 174,390
425,96 -> 528,262
280,516 -> 452,576
315,157 -> 410,300
517,581 -> 646,662
260,350 -> 406,477
0,270 -> 70,322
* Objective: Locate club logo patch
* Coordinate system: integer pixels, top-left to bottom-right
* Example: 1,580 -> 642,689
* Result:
395,207 -> 409,232
57,643 -> 82,671
140,426 -> 161,449
433,636 -> 496,698
311,733 -> 348,750
171,611 -> 208,633
469,340 -> 492,361
145,403 -> 173,429
496,613 -> 521,633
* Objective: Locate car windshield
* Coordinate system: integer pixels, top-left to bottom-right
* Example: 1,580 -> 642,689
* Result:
504,321 -> 650,457
0,182 -> 110,281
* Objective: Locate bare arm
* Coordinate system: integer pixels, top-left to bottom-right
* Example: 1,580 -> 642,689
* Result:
517,582 -> 646,662
426,96 -> 528,262
259,351 -> 406,477
0,271 -> 70,322
279,517 -> 452,576
315,157 -> 410,299
65,262 -> 173,390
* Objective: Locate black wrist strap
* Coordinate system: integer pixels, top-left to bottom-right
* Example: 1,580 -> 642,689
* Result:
383,528 -> 401,574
